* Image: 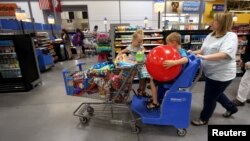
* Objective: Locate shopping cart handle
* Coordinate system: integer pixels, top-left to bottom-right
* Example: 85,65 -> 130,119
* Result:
77,62 -> 86,71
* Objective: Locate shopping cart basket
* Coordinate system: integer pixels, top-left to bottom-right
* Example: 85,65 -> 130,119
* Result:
62,62 -> 143,133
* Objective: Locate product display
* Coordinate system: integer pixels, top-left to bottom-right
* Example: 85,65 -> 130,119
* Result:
113,26 -> 163,58
163,30 -> 211,51
0,35 -> 41,92
232,24 -> 250,75
96,33 -> 112,62
35,32 -> 58,62
0,41 -> 21,78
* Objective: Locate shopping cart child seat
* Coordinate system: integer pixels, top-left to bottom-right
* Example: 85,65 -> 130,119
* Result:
131,54 -> 201,136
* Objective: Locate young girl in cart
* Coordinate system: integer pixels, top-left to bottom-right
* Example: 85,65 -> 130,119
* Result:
116,29 -> 149,97
147,32 -> 189,109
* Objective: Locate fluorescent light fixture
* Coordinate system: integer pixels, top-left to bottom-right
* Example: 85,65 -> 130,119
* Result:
104,17 -> 107,25
48,15 -> 55,24
233,16 -> 238,22
144,17 -> 148,24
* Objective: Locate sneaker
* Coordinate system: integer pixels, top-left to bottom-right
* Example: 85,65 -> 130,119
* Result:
232,99 -> 245,106
222,108 -> 238,118
191,119 -> 208,126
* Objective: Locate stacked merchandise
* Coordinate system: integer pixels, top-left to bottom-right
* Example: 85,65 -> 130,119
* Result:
63,62 -> 113,98
34,32 -> 55,72
96,33 -> 112,62
62,61 -> 137,103
232,24 -> 250,75
115,26 -> 137,32
83,31 -> 97,56
114,26 -> 163,58
35,32 -> 57,61
0,40 -> 22,79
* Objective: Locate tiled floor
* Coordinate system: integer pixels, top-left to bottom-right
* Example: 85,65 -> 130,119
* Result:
0,56 -> 249,141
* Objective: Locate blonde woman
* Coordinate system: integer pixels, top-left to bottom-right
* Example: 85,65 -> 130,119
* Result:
190,12 -> 238,126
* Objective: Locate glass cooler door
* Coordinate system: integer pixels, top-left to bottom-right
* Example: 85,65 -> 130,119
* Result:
0,40 -> 22,79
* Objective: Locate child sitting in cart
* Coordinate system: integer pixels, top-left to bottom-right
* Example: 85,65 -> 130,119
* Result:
146,32 -> 189,110
116,29 -> 149,97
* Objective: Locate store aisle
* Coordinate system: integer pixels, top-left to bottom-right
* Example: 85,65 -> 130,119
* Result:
0,56 -> 249,141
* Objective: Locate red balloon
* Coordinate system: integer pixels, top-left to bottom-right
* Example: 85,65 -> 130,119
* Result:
146,45 -> 182,82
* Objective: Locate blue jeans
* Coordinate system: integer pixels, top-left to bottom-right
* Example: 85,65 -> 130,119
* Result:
200,77 -> 237,121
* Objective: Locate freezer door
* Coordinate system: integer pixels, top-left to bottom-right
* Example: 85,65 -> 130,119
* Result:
0,40 -> 22,79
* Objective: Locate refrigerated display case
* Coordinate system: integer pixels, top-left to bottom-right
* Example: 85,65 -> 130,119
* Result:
0,34 -> 41,92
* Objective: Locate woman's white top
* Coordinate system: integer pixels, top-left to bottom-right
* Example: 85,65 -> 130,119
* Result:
201,32 -> 238,81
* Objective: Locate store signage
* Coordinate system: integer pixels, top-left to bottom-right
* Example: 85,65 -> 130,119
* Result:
0,4 -> 17,16
212,4 -> 224,12
154,0 -> 164,13
182,2 -> 204,13
154,0 -> 164,2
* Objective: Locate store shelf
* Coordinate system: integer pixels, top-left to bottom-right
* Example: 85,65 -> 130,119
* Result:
112,27 -> 164,60
115,44 -> 163,47
190,42 -> 203,45
115,30 -> 162,34
115,45 -> 127,47
144,37 -> 163,40
0,68 -> 20,70
0,53 -> 16,55
233,24 -> 250,75
35,32 -> 57,62
237,33 -> 249,36
238,44 -> 248,46
115,38 -> 132,40
115,37 -> 163,41
143,44 -> 162,46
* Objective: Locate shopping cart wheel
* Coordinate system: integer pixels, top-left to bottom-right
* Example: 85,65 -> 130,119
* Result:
79,117 -> 88,125
87,106 -> 94,115
131,125 -> 141,134
177,128 -> 186,137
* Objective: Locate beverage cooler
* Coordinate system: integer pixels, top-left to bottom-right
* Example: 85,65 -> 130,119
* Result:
0,35 -> 41,92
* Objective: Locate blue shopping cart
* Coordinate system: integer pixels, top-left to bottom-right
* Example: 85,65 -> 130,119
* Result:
131,54 -> 201,136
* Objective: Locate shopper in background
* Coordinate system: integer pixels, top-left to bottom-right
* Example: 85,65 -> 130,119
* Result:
61,29 -> 72,59
117,29 -> 147,96
72,28 -> 84,59
92,25 -> 98,39
232,33 -> 250,106
147,32 -> 188,109
190,12 -> 238,126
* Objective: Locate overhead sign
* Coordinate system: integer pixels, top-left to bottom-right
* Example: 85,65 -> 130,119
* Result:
0,4 -> 17,16
212,4 -> 224,12
154,0 -> 164,2
182,2 -> 204,13
154,0 -> 164,13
